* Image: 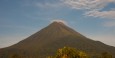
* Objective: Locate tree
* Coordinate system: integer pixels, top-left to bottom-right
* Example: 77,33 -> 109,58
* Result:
47,46 -> 89,58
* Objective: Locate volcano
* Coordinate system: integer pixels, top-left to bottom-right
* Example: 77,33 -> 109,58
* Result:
0,22 -> 115,58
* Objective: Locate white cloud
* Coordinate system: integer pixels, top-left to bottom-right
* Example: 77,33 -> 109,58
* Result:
63,0 -> 114,10
85,10 -> 115,27
51,19 -> 67,25
85,10 -> 115,19
63,0 -> 115,19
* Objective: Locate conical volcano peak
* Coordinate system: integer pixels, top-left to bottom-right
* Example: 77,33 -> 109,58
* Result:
1,19 -> 115,58
48,21 -> 86,38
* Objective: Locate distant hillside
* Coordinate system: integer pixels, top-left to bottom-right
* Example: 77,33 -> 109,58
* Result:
0,22 -> 115,58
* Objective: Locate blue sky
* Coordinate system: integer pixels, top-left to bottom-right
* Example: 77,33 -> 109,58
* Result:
0,0 -> 115,48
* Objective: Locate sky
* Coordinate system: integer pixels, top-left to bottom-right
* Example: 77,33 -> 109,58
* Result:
0,0 -> 115,48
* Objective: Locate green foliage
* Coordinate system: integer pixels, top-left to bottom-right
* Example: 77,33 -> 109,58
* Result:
47,47 -> 114,58
47,46 -> 89,58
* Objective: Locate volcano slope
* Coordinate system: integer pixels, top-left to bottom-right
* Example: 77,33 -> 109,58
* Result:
0,22 -> 115,58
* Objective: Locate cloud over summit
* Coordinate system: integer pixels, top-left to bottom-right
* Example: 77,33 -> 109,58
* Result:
51,19 -> 67,25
